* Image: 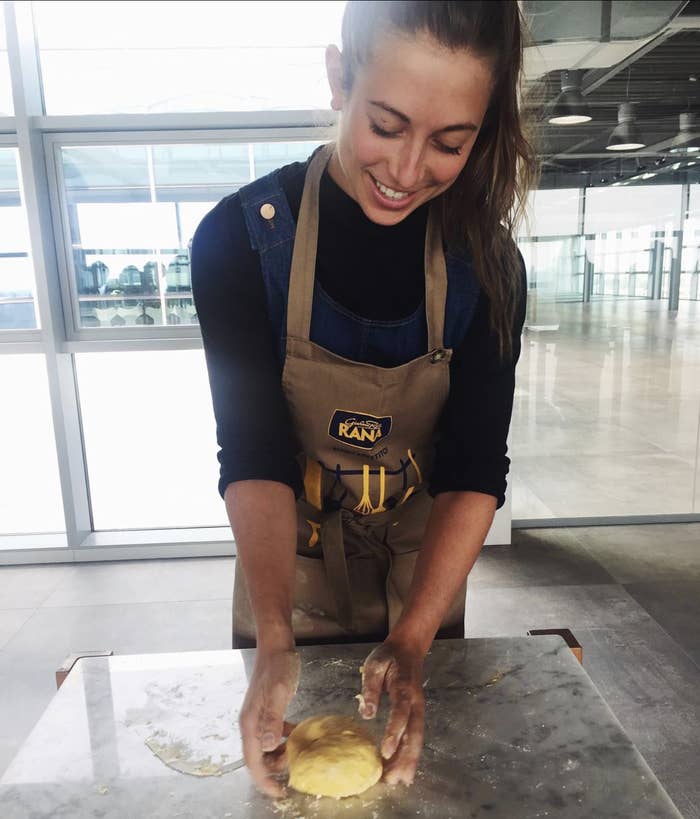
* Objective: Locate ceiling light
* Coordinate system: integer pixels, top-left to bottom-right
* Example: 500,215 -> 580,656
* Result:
606,103 -> 645,151
668,113 -> 700,154
548,70 -> 592,125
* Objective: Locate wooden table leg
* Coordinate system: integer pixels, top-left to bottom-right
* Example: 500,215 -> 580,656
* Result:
56,651 -> 114,689
528,628 -> 582,664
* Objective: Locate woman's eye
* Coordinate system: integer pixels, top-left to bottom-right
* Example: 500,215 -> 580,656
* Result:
437,143 -> 462,156
369,121 -> 400,138
370,119 -> 462,156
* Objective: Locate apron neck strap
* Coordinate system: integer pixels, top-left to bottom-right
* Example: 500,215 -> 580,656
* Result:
424,205 -> 448,351
287,142 -> 448,350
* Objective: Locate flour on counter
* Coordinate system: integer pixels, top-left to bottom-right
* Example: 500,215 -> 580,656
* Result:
124,670 -> 245,777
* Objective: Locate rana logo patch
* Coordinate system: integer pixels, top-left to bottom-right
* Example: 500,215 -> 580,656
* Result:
328,410 -> 392,450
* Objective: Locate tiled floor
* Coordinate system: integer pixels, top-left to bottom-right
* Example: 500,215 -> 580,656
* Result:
1,526 -> 699,817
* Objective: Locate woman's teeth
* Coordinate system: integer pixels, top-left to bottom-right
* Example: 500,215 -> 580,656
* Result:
373,176 -> 410,200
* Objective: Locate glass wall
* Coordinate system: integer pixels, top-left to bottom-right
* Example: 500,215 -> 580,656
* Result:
0,148 -> 37,329
512,182 -> 700,520
584,186 -> 682,300
682,185 -> 700,300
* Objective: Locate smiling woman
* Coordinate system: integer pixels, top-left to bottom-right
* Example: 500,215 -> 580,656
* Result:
331,0 -> 538,355
325,34 -> 491,220
191,0 -> 536,798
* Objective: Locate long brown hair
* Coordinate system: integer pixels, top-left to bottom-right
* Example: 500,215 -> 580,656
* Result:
339,0 -> 539,358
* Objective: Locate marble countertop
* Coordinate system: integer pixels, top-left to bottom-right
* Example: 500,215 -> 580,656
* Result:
0,636 -> 682,818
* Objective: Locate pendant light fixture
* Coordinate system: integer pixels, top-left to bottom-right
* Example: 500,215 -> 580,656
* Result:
668,112 -> 700,154
548,70 -> 592,125
606,67 -> 645,152
606,103 -> 645,151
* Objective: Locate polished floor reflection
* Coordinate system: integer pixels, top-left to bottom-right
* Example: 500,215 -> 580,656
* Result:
512,299 -> 700,519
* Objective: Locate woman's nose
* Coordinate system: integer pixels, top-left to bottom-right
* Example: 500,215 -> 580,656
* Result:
388,142 -> 424,191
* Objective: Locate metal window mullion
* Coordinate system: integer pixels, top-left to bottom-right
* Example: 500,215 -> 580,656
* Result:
5,0 -> 92,546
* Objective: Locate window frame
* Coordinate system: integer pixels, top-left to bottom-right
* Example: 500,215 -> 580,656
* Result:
44,125 -> 334,349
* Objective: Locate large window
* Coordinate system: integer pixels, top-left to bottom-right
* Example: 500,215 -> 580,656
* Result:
0,356 -> 64,536
57,140 -> 322,331
584,186 -> 682,300
0,149 -> 37,330
33,1 -> 345,115
0,9 -> 12,116
75,350 -> 229,530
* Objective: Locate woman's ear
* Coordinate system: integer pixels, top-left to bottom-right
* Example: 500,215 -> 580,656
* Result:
325,44 -> 345,111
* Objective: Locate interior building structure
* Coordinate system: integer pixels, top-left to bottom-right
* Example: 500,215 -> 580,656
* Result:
0,1 -> 698,815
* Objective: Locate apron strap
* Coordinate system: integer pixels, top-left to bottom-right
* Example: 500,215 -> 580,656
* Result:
425,206 -> 449,351
286,143 -> 333,341
320,510 -> 355,633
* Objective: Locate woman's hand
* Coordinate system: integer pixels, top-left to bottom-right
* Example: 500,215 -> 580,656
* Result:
358,638 -> 426,786
239,648 -> 301,797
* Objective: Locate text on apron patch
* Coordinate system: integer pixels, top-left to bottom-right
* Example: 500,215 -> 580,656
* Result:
328,409 -> 392,450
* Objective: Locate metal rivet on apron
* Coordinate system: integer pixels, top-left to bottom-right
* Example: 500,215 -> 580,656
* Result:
260,203 -> 276,220
430,349 -> 446,363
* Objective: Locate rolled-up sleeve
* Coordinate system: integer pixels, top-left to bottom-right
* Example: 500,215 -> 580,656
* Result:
191,197 -> 303,500
429,258 -> 527,508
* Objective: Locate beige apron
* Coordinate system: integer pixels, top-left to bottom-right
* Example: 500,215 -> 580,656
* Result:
233,143 -> 466,645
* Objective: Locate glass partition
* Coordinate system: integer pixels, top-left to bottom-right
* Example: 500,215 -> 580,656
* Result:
681,184 -> 700,300
584,185 -> 682,300
0,149 -> 37,330
512,182 -> 700,520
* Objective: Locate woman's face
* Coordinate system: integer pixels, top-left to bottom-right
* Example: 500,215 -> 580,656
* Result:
325,32 -> 495,226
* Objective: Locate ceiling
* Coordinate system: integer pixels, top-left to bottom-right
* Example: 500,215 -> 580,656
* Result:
523,0 -> 700,188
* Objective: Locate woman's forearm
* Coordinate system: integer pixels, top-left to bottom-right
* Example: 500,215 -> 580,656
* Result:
390,490 -> 497,654
225,480 -> 298,651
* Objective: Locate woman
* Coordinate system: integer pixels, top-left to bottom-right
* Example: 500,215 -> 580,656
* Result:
192,0 -> 536,796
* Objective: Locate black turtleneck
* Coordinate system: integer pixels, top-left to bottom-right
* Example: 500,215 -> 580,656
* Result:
191,153 -> 525,507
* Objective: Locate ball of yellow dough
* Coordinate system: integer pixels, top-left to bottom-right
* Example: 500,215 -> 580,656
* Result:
286,715 -> 383,798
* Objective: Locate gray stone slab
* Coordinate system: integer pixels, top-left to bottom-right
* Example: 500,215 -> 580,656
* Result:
41,557 -> 234,608
473,528 -> 615,588
624,581 -> 700,668
575,524 -> 700,584
602,701 -> 700,819
465,583 -> 651,638
572,624 -> 700,711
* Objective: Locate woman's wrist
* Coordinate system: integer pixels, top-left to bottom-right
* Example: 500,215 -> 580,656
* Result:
255,620 -> 296,654
387,617 -> 435,656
